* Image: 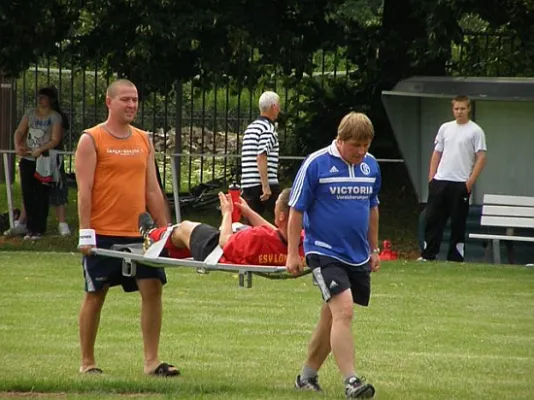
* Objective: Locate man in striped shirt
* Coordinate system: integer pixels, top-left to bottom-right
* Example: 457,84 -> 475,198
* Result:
240,91 -> 281,220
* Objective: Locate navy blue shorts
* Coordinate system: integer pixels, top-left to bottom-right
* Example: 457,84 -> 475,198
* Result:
307,254 -> 371,306
82,235 -> 167,293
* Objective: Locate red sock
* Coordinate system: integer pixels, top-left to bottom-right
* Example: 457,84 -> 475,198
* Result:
149,227 -> 167,241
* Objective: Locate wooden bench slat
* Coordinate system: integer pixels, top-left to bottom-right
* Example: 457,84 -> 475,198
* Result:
483,194 -> 534,207
480,215 -> 534,229
469,233 -> 534,242
482,205 -> 534,218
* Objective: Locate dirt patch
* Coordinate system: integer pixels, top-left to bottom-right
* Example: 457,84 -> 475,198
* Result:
0,393 -> 67,399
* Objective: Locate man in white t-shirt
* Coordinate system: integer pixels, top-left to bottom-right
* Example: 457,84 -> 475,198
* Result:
420,95 -> 487,262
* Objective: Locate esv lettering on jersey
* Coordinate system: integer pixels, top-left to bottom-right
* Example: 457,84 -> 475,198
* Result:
257,254 -> 306,265
258,253 -> 287,264
329,186 -> 373,195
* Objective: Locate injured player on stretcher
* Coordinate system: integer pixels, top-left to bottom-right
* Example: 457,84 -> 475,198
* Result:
139,188 -> 304,266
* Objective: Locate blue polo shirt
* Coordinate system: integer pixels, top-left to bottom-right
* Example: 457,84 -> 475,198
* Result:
289,140 -> 381,267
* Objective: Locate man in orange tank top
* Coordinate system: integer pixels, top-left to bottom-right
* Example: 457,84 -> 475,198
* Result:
75,79 -> 178,377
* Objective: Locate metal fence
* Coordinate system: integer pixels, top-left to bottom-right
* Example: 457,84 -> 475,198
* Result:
2,31 -> 520,191
7,47 -> 359,191
448,32 -> 527,77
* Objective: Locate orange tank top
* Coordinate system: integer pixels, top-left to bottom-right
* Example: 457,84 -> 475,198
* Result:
84,124 -> 150,237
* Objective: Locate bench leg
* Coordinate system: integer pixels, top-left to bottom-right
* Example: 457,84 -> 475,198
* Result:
492,239 -> 501,264
505,242 -> 515,264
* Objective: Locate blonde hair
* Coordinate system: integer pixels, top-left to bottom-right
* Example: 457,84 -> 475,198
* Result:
106,79 -> 136,98
277,188 -> 291,213
337,112 -> 374,142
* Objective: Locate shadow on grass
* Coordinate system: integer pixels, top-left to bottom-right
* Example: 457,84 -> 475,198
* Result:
1,377 -> 314,399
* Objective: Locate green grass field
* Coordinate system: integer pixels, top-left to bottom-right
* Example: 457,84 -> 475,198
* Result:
0,254 -> 533,399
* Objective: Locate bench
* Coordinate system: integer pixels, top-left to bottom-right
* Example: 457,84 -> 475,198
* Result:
469,194 -> 534,264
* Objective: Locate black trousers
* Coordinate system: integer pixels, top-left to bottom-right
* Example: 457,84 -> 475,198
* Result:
422,180 -> 471,262
241,184 -> 280,223
19,158 -> 50,235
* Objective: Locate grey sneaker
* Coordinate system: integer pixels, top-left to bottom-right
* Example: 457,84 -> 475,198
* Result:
4,224 -> 28,237
58,222 -> 71,236
138,212 -> 157,251
345,376 -> 375,398
295,374 -> 322,392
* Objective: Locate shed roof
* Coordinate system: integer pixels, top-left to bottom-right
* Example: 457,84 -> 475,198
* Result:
382,76 -> 534,102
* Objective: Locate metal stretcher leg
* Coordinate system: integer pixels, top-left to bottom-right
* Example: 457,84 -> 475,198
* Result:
122,258 -> 137,277
238,271 -> 253,288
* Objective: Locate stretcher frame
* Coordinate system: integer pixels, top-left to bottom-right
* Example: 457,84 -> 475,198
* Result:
91,247 -> 310,288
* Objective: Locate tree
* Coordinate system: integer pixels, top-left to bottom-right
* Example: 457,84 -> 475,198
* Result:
64,0 -> 344,90
285,0 -> 534,159
0,0 -> 79,77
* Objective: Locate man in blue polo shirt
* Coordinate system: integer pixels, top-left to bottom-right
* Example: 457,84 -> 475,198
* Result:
286,112 -> 381,399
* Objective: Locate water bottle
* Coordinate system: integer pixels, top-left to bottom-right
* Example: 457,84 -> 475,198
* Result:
228,182 -> 241,222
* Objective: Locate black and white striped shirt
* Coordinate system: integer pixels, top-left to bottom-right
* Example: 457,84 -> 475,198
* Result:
240,116 -> 279,188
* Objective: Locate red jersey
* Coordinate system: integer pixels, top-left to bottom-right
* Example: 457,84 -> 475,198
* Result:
220,225 -> 304,265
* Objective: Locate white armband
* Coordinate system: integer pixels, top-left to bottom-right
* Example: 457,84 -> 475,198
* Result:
78,228 -> 96,247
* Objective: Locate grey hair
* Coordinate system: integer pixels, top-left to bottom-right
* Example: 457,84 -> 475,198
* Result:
258,91 -> 280,113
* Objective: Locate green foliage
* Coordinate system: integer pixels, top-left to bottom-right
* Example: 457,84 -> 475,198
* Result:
61,0 -> 346,91
284,76 -> 372,158
336,0 -> 383,27
0,0 -> 79,77
4,0 -> 534,167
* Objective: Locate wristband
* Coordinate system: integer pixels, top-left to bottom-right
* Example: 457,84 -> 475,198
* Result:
371,248 -> 380,254
78,229 -> 96,247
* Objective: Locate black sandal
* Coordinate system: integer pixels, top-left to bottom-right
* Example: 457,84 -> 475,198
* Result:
82,367 -> 103,374
150,362 -> 180,377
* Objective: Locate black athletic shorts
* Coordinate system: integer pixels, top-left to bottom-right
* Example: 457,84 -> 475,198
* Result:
82,235 -> 167,293
307,254 -> 371,306
189,224 -> 220,261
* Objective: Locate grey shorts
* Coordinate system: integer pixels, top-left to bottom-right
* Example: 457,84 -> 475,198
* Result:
49,164 -> 68,206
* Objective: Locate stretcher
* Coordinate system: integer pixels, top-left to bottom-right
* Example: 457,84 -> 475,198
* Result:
91,243 -> 310,288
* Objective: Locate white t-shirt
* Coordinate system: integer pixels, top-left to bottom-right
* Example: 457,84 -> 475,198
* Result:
434,120 -> 487,182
